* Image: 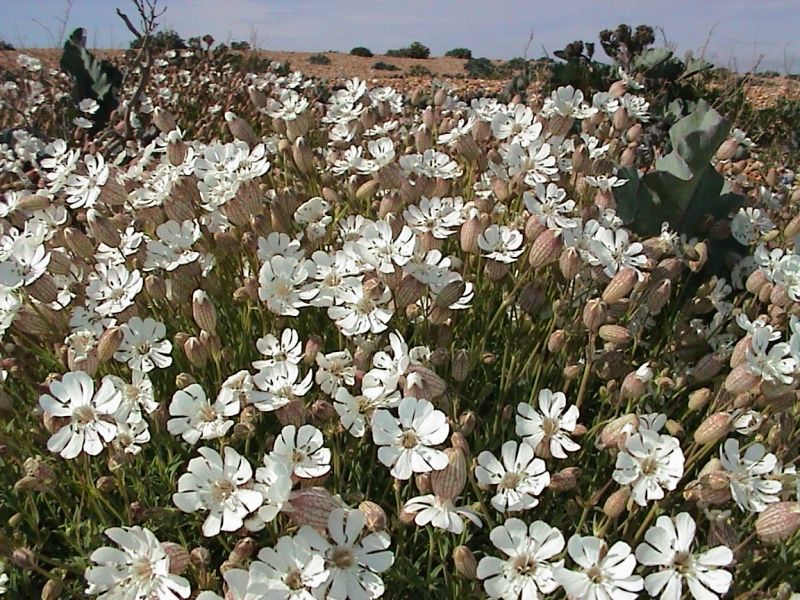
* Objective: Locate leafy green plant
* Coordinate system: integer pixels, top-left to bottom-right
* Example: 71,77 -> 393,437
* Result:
60,28 -> 122,132
464,57 -> 498,78
407,64 -> 432,77
372,61 -> 400,71
445,47 -> 472,60
386,41 -> 430,59
350,46 -> 373,57
614,100 -> 742,238
308,53 -> 331,65
130,28 -> 186,51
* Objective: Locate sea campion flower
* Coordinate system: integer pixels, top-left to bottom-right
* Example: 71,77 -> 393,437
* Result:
85,526 -> 190,599
371,396 -> 449,480
635,512 -> 733,600
258,255 -> 318,317
167,383 -> 240,445
270,424 -> 331,479
144,219 -> 201,271
745,326 -> 797,385
64,153 -> 109,209
515,389 -> 580,459
248,534 -> 329,599
402,494 -> 482,534
302,508 -> 394,599
85,263 -> 143,317
553,535 -> 643,600
114,317 -> 173,373
524,182 -> 577,230
478,518 -> 565,599
475,440 -> 550,512
40,371 -> 121,459
719,437 -> 781,513
173,446 -> 263,537
478,225 -> 525,263
327,280 -> 393,337
613,429 -> 685,506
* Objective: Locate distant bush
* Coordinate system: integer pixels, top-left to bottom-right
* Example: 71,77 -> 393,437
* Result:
230,41 -> 251,51
373,61 -> 400,71
131,28 -> 186,51
445,48 -> 472,60
407,64 -> 432,77
309,53 -> 331,65
505,57 -> 528,70
386,41 -> 430,59
464,57 -> 498,78
0,40 -> 14,51
350,47 -> 373,57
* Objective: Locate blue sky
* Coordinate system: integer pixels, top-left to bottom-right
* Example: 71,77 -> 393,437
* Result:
2,0 -> 797,73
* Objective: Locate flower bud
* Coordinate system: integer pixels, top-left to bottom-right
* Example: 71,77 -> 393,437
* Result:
287,487 -> 346,531
358,500 -> 387,531
688,387 -> 711,411
583,298 -> 607,332
451,349 -> 471,383
598,324 -> 631,346
431,447 -> 467,500
724,364 -> 761,394
603,486 -> 630,519
415,472 -> 432,494
756,502 -> 800,543
87,209 -> 121,247
96,326 -> 123,362
153,107 -> 177,133
41,579 -> 63,600
528,229 -> 562,268
691,353 -> 723,382
161,542 -> 191,575
602,267 -> 637,303
225,111 -> 259,148
452,545 -> 477,580
64,226 -> 95,260
192,290 -> 217,333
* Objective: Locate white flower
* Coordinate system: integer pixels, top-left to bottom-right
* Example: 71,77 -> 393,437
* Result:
167,383 -> 240,445
746,325 -> 797,385
403,196 -> 466,239
353,220 -> 415,274
85,526 -> 190,599
248,534 -> 329,599
542,85 -> 597,119
402,494 -> 482,534
327,280 -> 393,337
173,446 -> 263,537
39,371 -> 121,459
252,363 -> 313,412
553,535 -> 643,600
108,371 -> 157,424
515,389 -> 580,459
253,328 -> 303,373
144,220 -> 201,271
524,183 -> 576,230
111,419 -> 150,456
399,149 -> 463,180
301,508 -> 394,600
613,429 -> 685,506
589,226 -> 647,278
371,396 -> 449,480
333,386 -> 399,438
478,225 -> 525,263
315,350 -> 356,396
635,512 -> 733,600
258,255 -> 318,316
64,154 -> 109,209
85,263 -> 143,317
719,438 -> 781,513
246,456 -> 293,531
271,424 -> 331,479
294,196 -> 332,241
477,518 -> 565,600
114,317 -> 173,373
476,440 -> 550,512
730,207 -> 774,245
505,141 -> 558,185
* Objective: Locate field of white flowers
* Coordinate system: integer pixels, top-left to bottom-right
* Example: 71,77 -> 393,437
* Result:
0,14 -> 799,600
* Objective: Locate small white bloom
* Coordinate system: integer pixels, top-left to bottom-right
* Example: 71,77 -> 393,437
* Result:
515,389 -> 580,459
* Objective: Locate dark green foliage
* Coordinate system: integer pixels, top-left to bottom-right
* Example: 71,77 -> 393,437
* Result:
407,64 -> 432,77
372,61 -> 400,71
445,48 -> 472,60
614,101 -> 742,238
350,47 -> 373,57
386,41 -> 430,59
130,28 -> 186,51
309,53 -> 331,65
505,57 -> 529,71
60,28 -> 122,132
230,41 -> 251,51
0,40 -> 14,50
464,57 -> 498,78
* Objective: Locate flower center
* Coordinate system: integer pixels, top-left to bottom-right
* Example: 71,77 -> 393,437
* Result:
401,430 -> 418,448
330,546 -> 354,569
291,449 -> 307,464
640,456 -> 658,476
673,551 -> 694,574
542,417 -> 559,436
213,478 -> 235,501
500,472 -> 521,490
284,567 -> 304,590
72,405 -> 95,425
197,403 -> 217,423
587,565 -> 604,583
512,554 -> 538,576
131,557 -> 154,580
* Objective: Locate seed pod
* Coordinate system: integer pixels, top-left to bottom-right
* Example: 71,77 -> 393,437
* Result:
598,324 -> 631,346
184,336 -> 208,368
64,227 -> 95,260
583,298 -> 607,332
603,486 -> 630,519
153,107 -> 178,133
620,370 -> 647,400
558,247 -> 581,280
41,578 -> 63,600
452,545 -> 477,580
548,330 -> 567,353
724,364 -> 761,394
602,267 -> 637,303
693,412 -> 732,445
519,282 -> 546,315
784,213 -> 800,239
415,472 -> 432,494
431,447 -> 467,500
86,208 -> 121,247
756,502 -> 800,543
161,542 -> 191,575
359,500 -> 387,531
224,111 -> 259,148
688,388 -> 712,411
435,280 -> 466,308
691,353 -> 723,382
549,467 -> 581,492
528,229 -> 562,268
192,290 -> 217,333
287,487 -> 347,531
451,349 -> 471,383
